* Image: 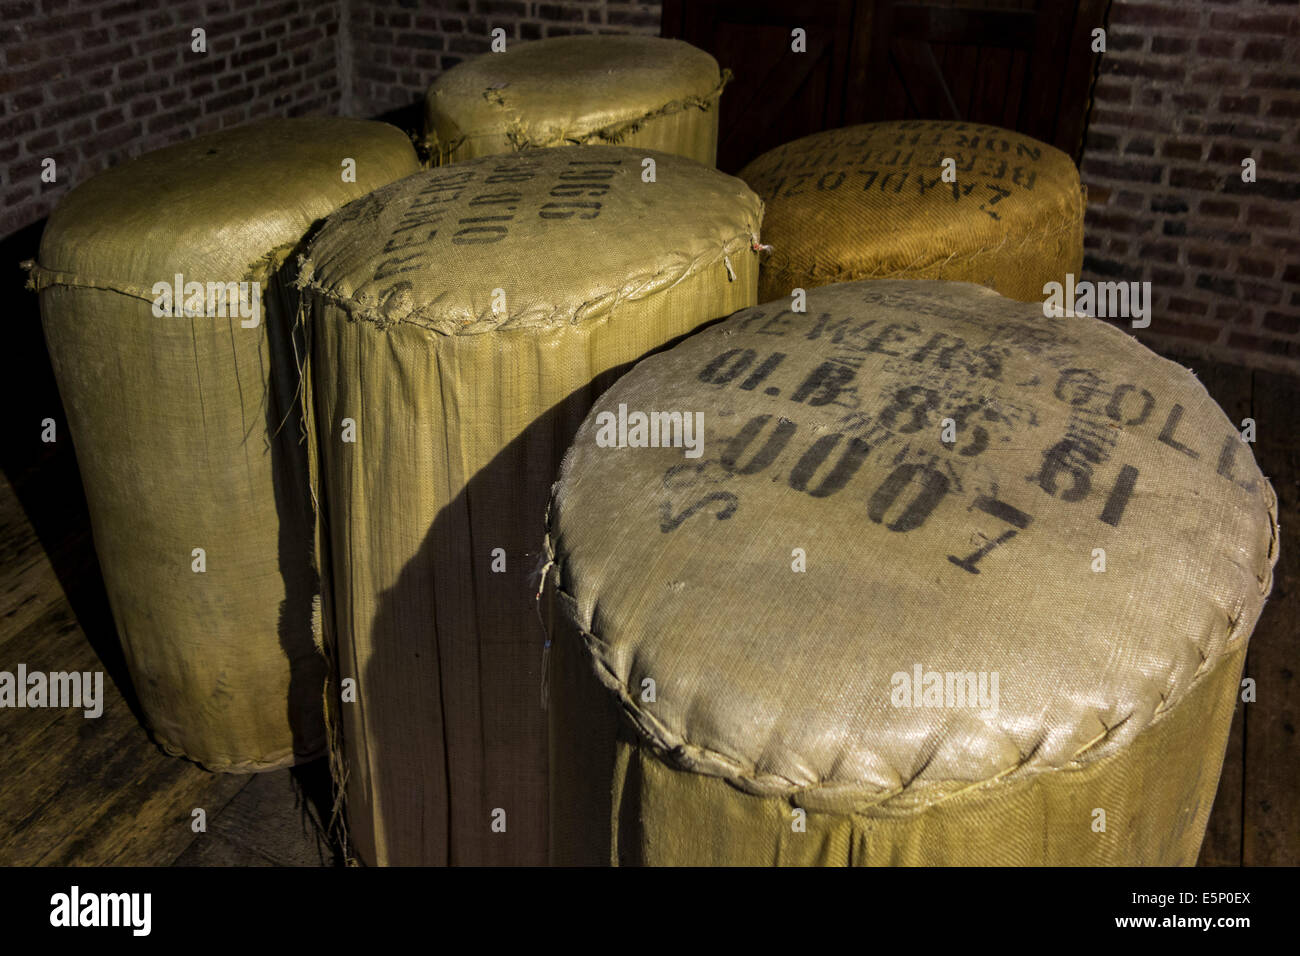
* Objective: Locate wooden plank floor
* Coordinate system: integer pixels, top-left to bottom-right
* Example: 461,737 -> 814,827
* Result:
1185,363 -> 1300,867
0,334 -> 1295,865
0,462 -> 338,867
1235,371 -> 1300,866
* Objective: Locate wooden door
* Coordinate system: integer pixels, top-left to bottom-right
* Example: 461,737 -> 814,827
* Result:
664,0 -> 1105,170
662,0 -> 859,173
848,0 -> 1106,160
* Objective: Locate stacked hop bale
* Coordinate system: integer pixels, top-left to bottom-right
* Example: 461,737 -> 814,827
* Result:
423,35 -> 726,167
31,120 -> 420,772
739,121 -> 1086,303
544,280 -> 1278,866
299,145 -> 762,865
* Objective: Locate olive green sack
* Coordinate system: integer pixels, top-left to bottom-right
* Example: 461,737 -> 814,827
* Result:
30,119 -> 420,772
299,146 -> 762,865
739,121 -> 1086,303
423,35 -> 726,167
544,280 -> 1277,865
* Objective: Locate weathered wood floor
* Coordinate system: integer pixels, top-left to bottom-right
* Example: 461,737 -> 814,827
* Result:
0,452 -> 337,866
1186,362 -> 1298,867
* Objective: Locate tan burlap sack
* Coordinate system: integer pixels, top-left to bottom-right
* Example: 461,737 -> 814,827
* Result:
738,121 -> 1086,303
299,145 -> 762,865
544,280 -> 1277,866
423,35 -> 725,167
30,119 -> 420,772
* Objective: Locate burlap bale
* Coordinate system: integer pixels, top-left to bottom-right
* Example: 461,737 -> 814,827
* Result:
544,280 -> 1278,866
738,121 -> 1086,303
31,119 -> 420,772
299,145 -> 762,865
423,35 -> 725,167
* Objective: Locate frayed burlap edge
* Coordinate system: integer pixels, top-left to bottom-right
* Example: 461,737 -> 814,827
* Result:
419,69 -> 731,166
538,406 -> 1278,817
294,225 -> 763,337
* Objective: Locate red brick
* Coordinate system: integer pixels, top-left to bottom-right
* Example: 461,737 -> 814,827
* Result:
1260,147 -> 1300,174
1169,168 -> 1221,191
1208,11 -> 1297,34
1093,79 -> 1133,104
1122,3 -> 1202,29
1083,158 -> 1163,183
1241,282 -> 1284,306
1263,312 -> 1300,335
25,130 -> 58,153
1242,39 -> 1287,62
1249,72 -> 1300,92
1151,266 -> 1185,287
40,94 -> 107,125
1140,241 -> 1179,263
1266,97 -> 1300,118
1151,35 -> 1190,56
1168,296 -> 1209,317
1190,66 -> 1245,87
1218,94 -> 1261,114
1090,107 -> 1158,128
1189,248 -> 1232,270
94,108 -> 126,131
1246,204 -> 1294,229
1238,257 -> 1277,278
1215,303 -> 1256,327
1196,36 -> 1236,59
1162,140 -> 1203,161
1110,58 -> 1186,82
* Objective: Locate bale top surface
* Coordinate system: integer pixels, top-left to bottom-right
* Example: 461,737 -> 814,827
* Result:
39,118 -> 419,289
425,36 -> 722,148
738,121 -> 1085,288
546,279 -> 1277,803
299,145 -> 762,335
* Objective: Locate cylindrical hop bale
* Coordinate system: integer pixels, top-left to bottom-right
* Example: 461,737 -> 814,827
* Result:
31,119 -> 420,772
544,280 -> 1277,866
739,121 -> 1086,303
300,145 -> 762,865
423,35 -> 726,167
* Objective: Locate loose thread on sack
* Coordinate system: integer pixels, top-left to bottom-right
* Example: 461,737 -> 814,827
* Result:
533,556 -> 556,710
493,69 -> 731,153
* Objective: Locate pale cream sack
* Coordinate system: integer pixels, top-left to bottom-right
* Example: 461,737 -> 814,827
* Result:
300,145 -> 762,865
739,121 -> 1086,303
31,119 -> 420,772
423,35 -> 725,166
545,280 -> 1277,865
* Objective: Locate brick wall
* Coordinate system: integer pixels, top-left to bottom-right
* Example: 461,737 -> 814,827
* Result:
5,0 -> 1299,373
1080,0 -> 1300,373
0,0 -> 344,237
350,0 -> 663,119
0,1 -> 664,237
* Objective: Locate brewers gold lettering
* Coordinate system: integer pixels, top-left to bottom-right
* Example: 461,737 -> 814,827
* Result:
660,303 -> 1252,578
